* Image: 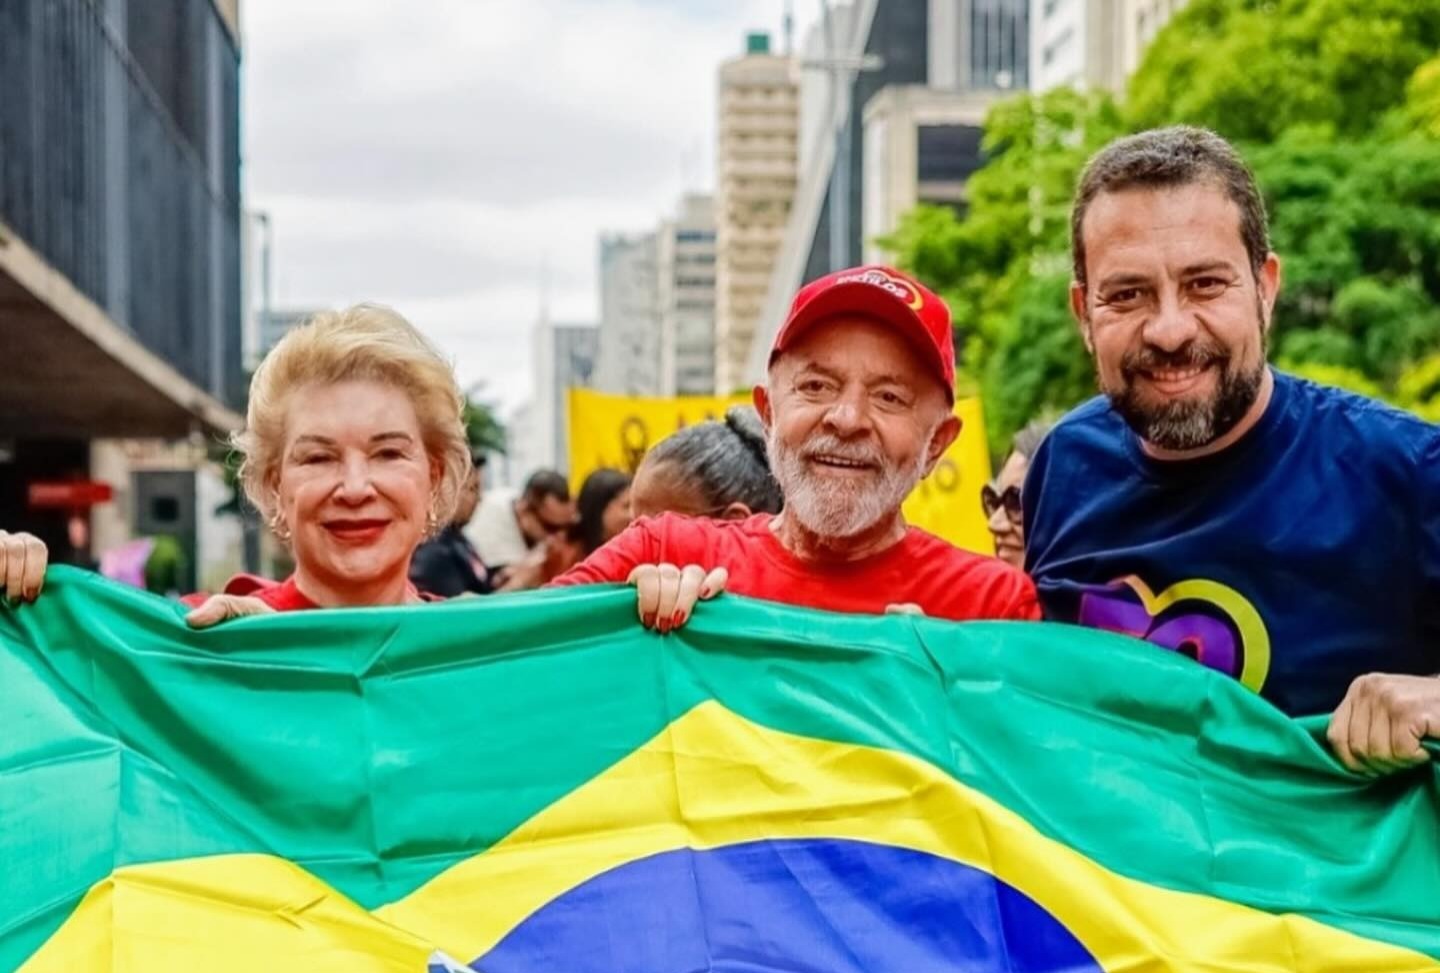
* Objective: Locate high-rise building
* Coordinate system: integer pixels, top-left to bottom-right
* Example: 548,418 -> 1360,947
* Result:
931,0 -> 1031,91
1031,0 -> 1186,92
1029,0 -> 1187,93
1119,0 -> 1189,78
593,233 -> 661,396
747,0 -> 1026,380
714,32 -> 799,394
798,4 -> 859,177
657,195 -> 718,397
0,0 -> 245,577
1030,0 -> 1120,92
530,317 -> 599,475
861,87 -> 993,264
256,309 -> 324,362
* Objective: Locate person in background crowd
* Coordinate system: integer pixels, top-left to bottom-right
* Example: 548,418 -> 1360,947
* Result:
0,306 -> 695,629
1023,126 -> 1440,773
574,468 -> 633,557
466,469 -> 575,583
630,406 -> 783,521
539,468 -> 635,581
409,452 -> 493,598
981,419 -> 1053,570
553,265 -> 1039,629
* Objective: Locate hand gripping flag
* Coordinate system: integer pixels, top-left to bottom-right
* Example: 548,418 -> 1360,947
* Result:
2,567 -> 1438,972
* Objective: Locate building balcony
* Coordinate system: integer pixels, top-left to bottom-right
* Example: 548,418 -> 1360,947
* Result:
719,156 -> 798,180
0,0 -> 243,436
720,114 -> 800,137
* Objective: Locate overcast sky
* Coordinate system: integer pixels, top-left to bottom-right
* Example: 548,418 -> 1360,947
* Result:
243,0 -> 816,415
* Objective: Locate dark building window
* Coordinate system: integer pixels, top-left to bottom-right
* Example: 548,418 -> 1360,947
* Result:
916,125 -> 986,183
970,0 -> 1030,90
0,0 -> 243,408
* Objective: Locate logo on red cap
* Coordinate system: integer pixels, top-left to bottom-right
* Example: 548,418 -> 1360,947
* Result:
831,268 -> 925,311
771,264 -> 956,402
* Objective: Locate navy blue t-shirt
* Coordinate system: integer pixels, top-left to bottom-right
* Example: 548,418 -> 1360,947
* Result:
1024,370 -> 1440,716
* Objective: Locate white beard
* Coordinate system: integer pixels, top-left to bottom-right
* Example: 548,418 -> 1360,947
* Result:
767,429 -> 930,539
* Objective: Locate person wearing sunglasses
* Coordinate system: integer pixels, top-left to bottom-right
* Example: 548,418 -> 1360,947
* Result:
981,420 -> 1053,570
466,468 -> 577,590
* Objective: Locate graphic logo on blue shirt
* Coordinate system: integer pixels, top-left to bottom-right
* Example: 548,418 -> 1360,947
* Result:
1077,576 -> 1271,691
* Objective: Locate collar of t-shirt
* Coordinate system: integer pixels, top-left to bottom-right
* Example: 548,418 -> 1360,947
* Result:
742,514 -> 923,576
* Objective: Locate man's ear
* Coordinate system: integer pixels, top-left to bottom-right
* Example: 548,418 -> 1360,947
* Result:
753,384 -> 772,432
922,413 -> 962,477
1258,252 -> 1282,335
1070,281 -> 1094,354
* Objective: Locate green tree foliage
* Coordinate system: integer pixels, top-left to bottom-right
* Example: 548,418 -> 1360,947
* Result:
1127,0 -> 1440,142
878,88 -> 1121,452
880,0 -> 1440,455
463,394 -> 507,456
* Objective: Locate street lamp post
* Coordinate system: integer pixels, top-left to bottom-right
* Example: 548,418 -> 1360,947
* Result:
801,0 -> 882,273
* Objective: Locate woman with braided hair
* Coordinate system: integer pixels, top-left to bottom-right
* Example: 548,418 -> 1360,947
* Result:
629,406 -> 783,521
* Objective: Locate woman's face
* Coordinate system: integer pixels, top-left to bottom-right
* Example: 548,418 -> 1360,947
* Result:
631,460 -> 753,521
272,380 -> 436,591
985,450 -> 1030,570
631,461 -> 709,519
601,487 -> 633,544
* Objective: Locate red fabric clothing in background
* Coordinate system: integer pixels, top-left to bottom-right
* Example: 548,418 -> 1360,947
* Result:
552,513 -> 1039,622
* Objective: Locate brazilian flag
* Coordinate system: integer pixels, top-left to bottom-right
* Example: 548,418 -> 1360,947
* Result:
2,567 -> 1438,972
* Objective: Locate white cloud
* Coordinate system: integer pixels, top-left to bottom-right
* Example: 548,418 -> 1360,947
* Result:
242,0 -> 787,413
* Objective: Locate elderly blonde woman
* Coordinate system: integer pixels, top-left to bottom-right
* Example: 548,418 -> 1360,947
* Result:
0,305 -> 714,628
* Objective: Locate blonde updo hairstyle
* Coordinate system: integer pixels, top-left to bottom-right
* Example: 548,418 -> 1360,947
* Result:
234,304 -> 471,536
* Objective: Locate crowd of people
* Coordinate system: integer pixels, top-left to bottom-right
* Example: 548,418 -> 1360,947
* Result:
2,125 -> 1437,775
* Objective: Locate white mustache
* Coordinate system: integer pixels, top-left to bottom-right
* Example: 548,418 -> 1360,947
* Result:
800,435 -> 884,466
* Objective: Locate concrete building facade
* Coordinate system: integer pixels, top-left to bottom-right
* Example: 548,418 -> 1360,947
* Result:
530,317 -> 598,475
861,86 -> 995,264
593,233 -> 661,396
657,194 -> 718,397
930,0 -> 1031,92
714,33 -> 799,394
1119,0 -> 1189,78
748,0 -> 1024,379
1028,0 -> 1188,92
0,0 -> 245,579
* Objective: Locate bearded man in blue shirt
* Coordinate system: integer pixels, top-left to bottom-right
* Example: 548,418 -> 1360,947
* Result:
1024,125 -> 1440,776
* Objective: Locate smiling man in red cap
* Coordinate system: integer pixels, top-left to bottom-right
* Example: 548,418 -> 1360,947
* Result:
554,265 -> 1038,626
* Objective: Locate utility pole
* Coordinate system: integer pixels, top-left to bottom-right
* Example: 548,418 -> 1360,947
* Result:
801,0 -> 882,272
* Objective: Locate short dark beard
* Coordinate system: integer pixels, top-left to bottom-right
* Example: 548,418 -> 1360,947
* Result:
1107,353 -> 1263,451
1100,305 -> 1268,451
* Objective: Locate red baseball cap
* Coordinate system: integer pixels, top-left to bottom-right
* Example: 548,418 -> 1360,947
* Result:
769,265 -> 955,402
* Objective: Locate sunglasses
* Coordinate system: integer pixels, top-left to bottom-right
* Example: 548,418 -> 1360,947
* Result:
536,513 -> 575,535
980,484 -> 1023,521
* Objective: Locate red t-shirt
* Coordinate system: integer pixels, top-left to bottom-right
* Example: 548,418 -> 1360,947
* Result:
551,513 -> 1040,622
178,574 -> 435,611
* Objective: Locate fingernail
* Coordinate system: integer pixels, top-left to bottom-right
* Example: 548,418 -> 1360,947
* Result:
642,612 -> 656,628
672,611 -> 685,627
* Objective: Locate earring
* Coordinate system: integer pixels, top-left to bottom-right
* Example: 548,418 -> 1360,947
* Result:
268,508 -> 291,542
426,507 -> 440,536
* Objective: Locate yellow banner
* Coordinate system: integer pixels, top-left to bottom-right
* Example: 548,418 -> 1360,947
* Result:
567,389 -> 994,555
900,395 -> 994,555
